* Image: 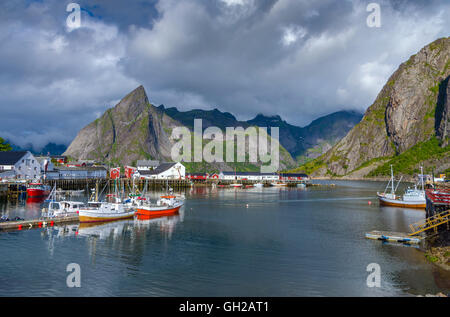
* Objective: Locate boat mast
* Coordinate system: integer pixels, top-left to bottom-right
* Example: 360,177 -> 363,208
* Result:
390,165 -> 395,195
420,166 -> 424,191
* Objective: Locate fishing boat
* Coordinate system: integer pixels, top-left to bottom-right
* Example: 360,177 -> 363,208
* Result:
254,183 -> 264,188
27,183 -> 51,197
230,183 -> 243,188
41,186 -> 85,217
43,201 -> 85,218
78,198 -> 135,223
270,182 -> 287,187
134,195 -> 184,219
78,180 -> 135,223
377,166 -> 426,209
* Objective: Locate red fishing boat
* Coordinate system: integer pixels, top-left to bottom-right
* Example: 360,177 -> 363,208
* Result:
135,195 -> 184,218
26,183 -> 51,198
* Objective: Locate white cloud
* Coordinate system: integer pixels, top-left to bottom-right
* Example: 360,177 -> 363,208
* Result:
0,0 -> 449,148
281,25 -> 307,46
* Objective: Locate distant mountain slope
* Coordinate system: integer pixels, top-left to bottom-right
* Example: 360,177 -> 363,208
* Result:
159,106 -> 362,163
247,111 -> 362,162
64,86 -> 296,171
291,37 -> 450,177
8,142 -> 67,156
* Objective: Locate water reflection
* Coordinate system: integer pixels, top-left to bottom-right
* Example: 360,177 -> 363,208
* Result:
39,207 -> 185,261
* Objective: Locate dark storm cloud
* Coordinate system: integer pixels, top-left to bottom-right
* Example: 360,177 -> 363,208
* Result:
0,0 -> 449,150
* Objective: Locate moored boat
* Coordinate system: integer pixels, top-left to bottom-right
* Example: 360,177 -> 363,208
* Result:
43,200 -> 85,217
271,182 -> 287,187
134,195 -> 184,218
377,166 -> 426,209
230,183 -> 243,188
78,197 -> 135,223
27,183 -> 51,197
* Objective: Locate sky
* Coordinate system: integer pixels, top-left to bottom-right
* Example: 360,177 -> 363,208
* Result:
0,0 -> 449,150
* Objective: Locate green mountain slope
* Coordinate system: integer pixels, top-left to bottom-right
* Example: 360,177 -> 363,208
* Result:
291,37 -> 450,177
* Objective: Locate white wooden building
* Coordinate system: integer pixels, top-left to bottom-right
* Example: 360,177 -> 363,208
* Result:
219,171 -> 279,181
55,166 -> 108,180
0,151 -> 41,180
137,162 -> 185,180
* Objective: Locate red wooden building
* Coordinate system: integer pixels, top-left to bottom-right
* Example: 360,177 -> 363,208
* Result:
110,167 -> 120,180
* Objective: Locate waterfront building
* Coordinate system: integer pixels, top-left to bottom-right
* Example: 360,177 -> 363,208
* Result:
279,173 -> 309,181
56,166 -> 107,180
124,166 -> 137,179
186,173 -> 208,180
219,171 -> 279,181
0,151 -> 41,180
109,167 -> 121,180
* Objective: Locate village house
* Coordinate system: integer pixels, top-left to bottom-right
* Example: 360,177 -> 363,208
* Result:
56,166 -> 108,180
219,171 -> 279,181
0,151 -> 41,180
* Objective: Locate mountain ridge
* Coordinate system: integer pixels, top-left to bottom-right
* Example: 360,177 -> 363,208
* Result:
291,37 -> 450,177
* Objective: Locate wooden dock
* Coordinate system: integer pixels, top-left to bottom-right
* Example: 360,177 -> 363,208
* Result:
0,215 -> 79,232
365,231 -> 422,244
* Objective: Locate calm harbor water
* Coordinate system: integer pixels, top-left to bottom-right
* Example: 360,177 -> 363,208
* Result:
0,180 -> 448,296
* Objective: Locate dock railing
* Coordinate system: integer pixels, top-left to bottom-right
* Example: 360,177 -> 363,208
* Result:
408,209 -> 450,236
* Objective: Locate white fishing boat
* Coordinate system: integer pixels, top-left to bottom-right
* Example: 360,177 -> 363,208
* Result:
42,186 -> 84,217
78,181 -> 135,223
44,201 -> 85,217
271,182 -> 287,187
254,183 -> 264,188
78,197 -> 135,223
377,166 -> 426,209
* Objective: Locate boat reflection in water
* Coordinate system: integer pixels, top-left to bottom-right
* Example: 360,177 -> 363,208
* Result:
135,206 -> 185,240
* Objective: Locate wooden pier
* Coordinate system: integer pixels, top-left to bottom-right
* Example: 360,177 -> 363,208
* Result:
0,215 -> 79,232
365,231 -> 422,244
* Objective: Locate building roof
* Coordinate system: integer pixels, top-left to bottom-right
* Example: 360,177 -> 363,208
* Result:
279,173 -> 309,177
139,162 -> 177,175
0,151 -> 29,165
57,166 -> 107,171
220,171 -> 278,176
137,160 -> 160,167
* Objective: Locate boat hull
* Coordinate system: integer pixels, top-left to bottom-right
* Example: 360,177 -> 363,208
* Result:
377,195 -> 425,209
78,211 -> 135,223
27,188 -> 50,197
135,204 -> 182,218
